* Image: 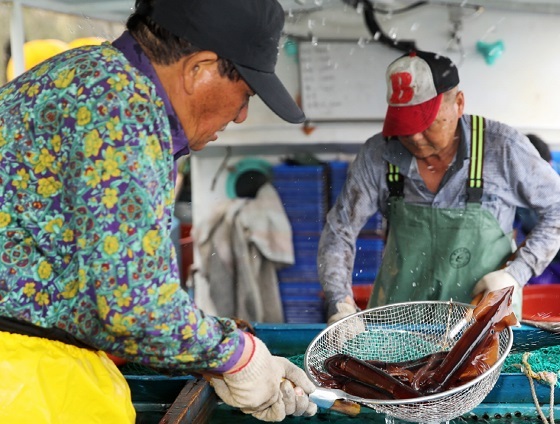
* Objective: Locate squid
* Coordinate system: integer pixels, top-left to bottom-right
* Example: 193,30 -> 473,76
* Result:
316,286 -> 516,399
324,354 -> 423,399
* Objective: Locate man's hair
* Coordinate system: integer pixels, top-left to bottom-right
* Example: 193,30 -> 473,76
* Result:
443,86 -> 459,103
526,133 -> 552,163
126,0 -> 240,81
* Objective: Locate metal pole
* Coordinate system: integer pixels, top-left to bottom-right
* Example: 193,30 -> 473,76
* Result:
9,0 -> 26,79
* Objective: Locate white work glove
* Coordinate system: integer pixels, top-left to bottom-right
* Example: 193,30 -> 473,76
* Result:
327,298 -> 360,325
472,269 -> 523,319
327,299 -> 366,350
210,335 -> 317,422
280,379 -> 317,417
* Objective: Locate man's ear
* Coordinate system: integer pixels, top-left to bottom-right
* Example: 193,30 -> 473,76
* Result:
182,51 -> 219,95
455,90 -> 465,117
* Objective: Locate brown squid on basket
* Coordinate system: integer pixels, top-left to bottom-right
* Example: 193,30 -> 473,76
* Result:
414,286 -> 517,394
310,365 -> 394,400
324,354 -> 423,399
365,351 -> 448,385
316,286 -> 516,399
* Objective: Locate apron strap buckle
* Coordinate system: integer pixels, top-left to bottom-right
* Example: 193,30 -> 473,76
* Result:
466,185 -> 483,203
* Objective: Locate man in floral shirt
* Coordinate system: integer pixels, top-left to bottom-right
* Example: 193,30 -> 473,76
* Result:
0,0 -> 317,422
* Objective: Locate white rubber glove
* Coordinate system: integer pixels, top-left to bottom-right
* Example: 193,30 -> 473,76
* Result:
472,269 -> 523,319
327,298 -> 360,325
210,335 -> 317,422
327,299 -> 366,350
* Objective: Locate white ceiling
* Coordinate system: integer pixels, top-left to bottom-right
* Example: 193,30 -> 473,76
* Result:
6,0 -> 135,21
5,0 -> 560,22
282,0 -> 560,15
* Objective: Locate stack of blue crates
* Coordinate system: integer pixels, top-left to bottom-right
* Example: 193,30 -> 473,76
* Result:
273,160 -> 387,322
551,151 -> 560,175
273,163 -> 328,323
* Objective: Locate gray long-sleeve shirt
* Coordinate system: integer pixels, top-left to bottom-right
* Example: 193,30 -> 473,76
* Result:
318,115 -> 560,317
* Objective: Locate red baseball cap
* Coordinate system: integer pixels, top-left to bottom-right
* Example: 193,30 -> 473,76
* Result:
382,51 -> 459,137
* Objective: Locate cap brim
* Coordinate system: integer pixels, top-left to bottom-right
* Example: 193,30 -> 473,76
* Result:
382,94 -> 442,137
235,65 -> 305,124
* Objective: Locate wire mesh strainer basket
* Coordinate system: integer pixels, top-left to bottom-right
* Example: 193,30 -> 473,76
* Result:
305,301 -> 513,423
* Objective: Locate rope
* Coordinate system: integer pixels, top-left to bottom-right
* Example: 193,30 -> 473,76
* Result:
517,352 -> 557,424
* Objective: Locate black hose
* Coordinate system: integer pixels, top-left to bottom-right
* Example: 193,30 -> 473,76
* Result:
362,0 -> 419,53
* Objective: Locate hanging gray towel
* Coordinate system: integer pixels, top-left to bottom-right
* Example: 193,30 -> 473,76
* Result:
194,183 -> 294,322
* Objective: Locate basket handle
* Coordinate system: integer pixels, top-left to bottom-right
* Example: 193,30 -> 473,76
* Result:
202,374 -> 361,417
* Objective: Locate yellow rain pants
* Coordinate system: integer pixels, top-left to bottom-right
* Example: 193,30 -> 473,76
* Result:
0,331 -> 136,424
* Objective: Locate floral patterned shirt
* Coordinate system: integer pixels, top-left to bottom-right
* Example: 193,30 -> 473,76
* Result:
0,33 -> 242,372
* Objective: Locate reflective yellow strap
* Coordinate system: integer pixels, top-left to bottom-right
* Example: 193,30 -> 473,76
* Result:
469,115 -> 484,188
388,163 -> 400,182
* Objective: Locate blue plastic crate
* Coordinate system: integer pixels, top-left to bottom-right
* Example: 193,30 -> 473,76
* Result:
356,237 -> 385,250
282,297 -> 325,323
293,235 -> 320,250
551,150 -> 560,174
279,282 -> 323,297
329,187 -> 345,199
327,160 -> 350,206
272,164 -> 329,241
352,237 -> 384,280
273,164 -> 327,181
282,297 -> 325,308
293,252 -> 319,263
328,160 -> 349,170
278,268 -> 319,283
356,257 -> 382,270
284,314 -> 324,324
328,160 -> 349,178
277,191 -> 327,203
282,202 -> 326,212
278,266 -> 318,275
293,247 -> 320,256
288,221 -> 324,233
329,179 -> 348,189
293,251 -> 319,261
274,180 -> 326,192
280,257 -> 318,267
352,270 -> 377,282
282,206 -> 327,221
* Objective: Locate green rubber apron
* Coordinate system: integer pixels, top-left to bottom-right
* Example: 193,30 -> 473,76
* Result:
368,116 -> 515,309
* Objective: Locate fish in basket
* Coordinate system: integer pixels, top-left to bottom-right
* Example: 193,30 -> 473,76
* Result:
305,286 -> 516,423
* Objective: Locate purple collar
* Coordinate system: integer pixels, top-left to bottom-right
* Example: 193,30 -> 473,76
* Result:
112,32 -> 190,160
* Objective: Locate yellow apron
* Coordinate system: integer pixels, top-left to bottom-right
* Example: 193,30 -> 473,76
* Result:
0,331 -> 136,424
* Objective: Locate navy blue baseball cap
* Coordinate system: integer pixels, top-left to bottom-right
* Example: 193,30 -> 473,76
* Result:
150,0 -> 305,124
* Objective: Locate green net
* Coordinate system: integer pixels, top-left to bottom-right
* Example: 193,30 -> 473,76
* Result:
288,353 -> 306,369
343,329 -> 442,361
503,344 -> 560,387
